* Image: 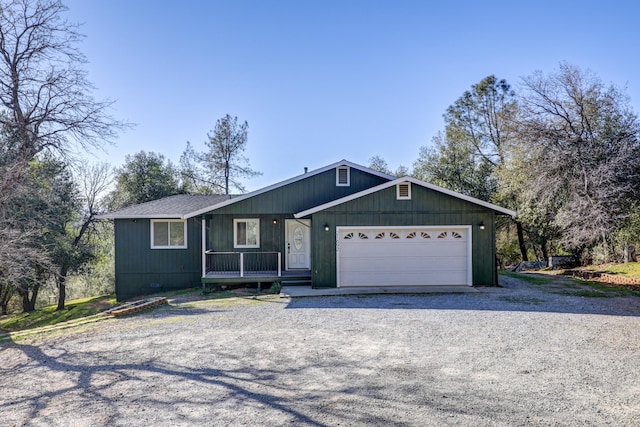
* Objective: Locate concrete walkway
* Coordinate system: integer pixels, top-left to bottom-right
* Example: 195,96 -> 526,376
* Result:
280,285 -> 481,297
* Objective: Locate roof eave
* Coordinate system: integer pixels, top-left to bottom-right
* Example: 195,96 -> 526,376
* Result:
185,159 -> 396,218
96,214 -> 186,220
295,177 -> 517,218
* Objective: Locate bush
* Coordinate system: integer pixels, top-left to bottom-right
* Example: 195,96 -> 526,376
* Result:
270,281 -> 282,294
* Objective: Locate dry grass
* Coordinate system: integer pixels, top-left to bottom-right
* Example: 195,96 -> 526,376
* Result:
586,262 -> 640,278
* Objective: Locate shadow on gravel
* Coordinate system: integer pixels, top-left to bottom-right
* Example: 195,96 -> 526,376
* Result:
2,342 -> 402,426
283,276 -> 640,317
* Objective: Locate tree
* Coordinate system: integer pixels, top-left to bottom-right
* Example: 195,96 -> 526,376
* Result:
413,133 -> 496,201
414,75 -> 515,196
0,0 -> 125,312
368,155 -> 392,175
367,155 -> 410,177
444,75 -> 516,167
179,141 -> 215,194
108,151 -> 183,209
55,162 -> 111,310
181,114 -> 261,195
0,0 -> 124,195
517,63 -> 640,260
3,157 -> 76,312
0,280 -> 12,315
3,158 -> 109,312
414,76 -> 530,260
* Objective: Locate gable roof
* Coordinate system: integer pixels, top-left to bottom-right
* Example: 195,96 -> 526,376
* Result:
97,160 -> 395,220
294,176 -> 517,218
182,160 -> 395,219
97,194 -> 234,219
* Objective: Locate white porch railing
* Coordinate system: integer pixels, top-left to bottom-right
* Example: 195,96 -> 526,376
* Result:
204,251 -> 282,278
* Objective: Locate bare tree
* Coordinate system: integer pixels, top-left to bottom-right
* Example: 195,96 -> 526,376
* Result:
0,225 -> 50,313
0,1 -> 125,312
0,158 -> 64,312
0,0 -> 125,194
517,63 -> 640,259
55,162 -> 111,310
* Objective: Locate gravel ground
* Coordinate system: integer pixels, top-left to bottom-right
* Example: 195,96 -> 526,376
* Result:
2,274 -> 640,426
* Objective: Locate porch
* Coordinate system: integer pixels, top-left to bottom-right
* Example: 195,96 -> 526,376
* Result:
201,250 -> 311,289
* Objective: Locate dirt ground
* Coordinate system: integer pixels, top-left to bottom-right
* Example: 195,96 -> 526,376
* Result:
2,274 -> 640,426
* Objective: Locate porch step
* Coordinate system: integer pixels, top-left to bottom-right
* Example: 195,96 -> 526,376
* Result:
281,279 -> 312,286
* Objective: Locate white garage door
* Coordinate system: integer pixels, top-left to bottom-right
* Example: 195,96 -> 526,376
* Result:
337,226 -> 472,287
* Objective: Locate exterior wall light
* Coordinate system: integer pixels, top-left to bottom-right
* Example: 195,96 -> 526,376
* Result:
273,219 -> 278,225
324,223 -> 330,231
479,221 -> 485,230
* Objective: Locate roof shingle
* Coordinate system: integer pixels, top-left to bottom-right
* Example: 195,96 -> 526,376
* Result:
97,194 -> 234,219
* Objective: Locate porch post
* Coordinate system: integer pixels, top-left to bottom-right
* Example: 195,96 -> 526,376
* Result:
240,253 -> 244,277
277,252 -> 281,277
201,217 -> 206,278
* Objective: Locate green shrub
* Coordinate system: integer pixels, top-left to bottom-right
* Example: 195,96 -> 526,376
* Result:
270,281 -> 282,294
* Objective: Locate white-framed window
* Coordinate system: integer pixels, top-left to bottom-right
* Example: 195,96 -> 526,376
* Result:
234,218 -> 260,248
396,182 -> 411,200
151,219 -> 187,249
336,166 -> 350,186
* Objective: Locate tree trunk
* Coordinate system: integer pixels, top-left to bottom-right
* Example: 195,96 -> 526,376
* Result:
18,279 -> 40,313
57,278 -> 66,311
224,161 -> 230,195
20,288 -> 37,312
516,221 -> 528,262
0,284 -> 12,315
56,265 -> 69,311
540,240 -> 549,263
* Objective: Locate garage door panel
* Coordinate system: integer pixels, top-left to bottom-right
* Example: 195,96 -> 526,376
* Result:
337,226 -> 471,287
340,270 -> 468,286
340,256 -> 468,271
339,244 -> 466,258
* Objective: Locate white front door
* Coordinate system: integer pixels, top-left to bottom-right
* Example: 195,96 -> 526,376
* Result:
286,219 -> 311,269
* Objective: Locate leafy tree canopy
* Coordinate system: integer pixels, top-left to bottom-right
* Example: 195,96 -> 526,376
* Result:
108,151 -> 183,209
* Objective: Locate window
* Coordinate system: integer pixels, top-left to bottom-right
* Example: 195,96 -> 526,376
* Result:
396,182 -> 411,200
234,218 -> 260,248
151,220 -> 187,249
336,166 -> 350,186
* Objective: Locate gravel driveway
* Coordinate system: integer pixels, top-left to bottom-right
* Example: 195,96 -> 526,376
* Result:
3,274 -> 640,426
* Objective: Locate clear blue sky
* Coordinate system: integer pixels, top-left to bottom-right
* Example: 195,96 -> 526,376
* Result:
65,0 -> 640,191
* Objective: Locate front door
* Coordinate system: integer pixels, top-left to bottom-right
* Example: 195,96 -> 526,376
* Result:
286,219 -> 311,269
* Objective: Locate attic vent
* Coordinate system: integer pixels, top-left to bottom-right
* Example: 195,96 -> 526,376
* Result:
336,166 -> 350,186
396,182 -> 411,200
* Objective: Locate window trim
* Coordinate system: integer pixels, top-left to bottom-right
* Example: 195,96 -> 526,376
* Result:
233,218 -> 260,248
150,219 -> 188,249
336,166 -> 350,186
396,182 -> 411,200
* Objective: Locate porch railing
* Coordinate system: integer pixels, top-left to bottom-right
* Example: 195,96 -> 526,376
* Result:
204,251 -> 282,277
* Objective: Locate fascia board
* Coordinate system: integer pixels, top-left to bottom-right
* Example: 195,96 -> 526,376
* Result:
96,214 -> 185,220
295,177 -> 517,218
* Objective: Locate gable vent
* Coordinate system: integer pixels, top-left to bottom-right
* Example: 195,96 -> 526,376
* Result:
397,182 -> 411,200
336,166 -> 350,186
